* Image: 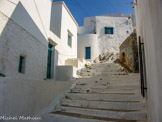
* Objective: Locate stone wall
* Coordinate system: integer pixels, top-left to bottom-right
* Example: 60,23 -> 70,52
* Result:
119,30 -> 139,72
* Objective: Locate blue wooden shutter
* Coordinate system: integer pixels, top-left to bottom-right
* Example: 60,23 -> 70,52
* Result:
86,47 -> 91,59
111,27 -> 114,34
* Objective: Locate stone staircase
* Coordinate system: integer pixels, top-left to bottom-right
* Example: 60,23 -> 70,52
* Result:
41,63 -> 147,122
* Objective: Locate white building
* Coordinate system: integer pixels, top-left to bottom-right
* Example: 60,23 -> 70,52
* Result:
78,15 -> 134,61
134,0 -> 162,121
0,0 -> 79,80
0,0 -> 81,117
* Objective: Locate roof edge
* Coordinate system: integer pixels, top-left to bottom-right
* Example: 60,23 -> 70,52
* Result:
53,1 -> 78,27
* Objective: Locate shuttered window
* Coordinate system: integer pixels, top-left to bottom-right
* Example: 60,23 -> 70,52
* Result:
105,27 -> 114,34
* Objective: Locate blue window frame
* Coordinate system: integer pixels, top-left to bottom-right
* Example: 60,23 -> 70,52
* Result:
68,34 -> 72,47
105,27 -> 114,34
85,47 -> 91,59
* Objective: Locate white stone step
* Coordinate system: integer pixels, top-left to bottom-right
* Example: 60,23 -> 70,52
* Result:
75,80 -> 140,85
70,88 -> 141,94
55,106 -> 147,121
60,99 -> 145,111
65,93 -> 144,102
42,114 -> 111,122
90,65 -> 120,69
75,75 -> 140,81
91,63 -> 118,66
86,68 -> 122,73
86,69 -> 122,73
75,81 -> 140,86
76,82 -> 140,86
74,84 -> 141,90
81,72 -> 128,77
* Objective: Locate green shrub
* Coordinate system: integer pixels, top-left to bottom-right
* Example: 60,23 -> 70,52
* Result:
0,73 -> 5,77
85,64 -> 88,68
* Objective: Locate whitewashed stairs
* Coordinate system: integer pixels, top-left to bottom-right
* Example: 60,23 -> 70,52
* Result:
42,63 -> 147,122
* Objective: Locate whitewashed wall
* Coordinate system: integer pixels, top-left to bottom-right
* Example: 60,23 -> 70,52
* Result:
0,0 -> 54,79
54,2 -> 78,65
0,11 -> 47,80
78,25 -> 95,35
78,34 -> 99,61
0,0 -> 54,46
78,15 -> 133,61
0,78 -> 72,119
134,0 -> 162,121
0,0 -> 77,118
96,16 -> 133,54
0,0 -> 78,79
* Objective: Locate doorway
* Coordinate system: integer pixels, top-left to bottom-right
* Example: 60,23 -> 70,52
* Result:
85,47 -> 91,59
47,43 -> 54,79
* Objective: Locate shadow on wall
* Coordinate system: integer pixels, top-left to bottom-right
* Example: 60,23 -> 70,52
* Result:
0,1 -> 68,117
53,49 -> 58,79
50,3 -> 62,38
10,2 -> 48,46
0,1 -> 48,79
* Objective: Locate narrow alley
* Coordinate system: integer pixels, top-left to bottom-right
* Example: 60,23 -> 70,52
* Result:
42,62 -> 147,122
1,0 -> 161,121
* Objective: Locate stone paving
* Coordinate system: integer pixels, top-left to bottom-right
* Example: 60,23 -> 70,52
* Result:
41,63 -> 147,122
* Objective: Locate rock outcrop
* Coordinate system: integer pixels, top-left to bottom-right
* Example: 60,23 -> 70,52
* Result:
94,52 -> 120,63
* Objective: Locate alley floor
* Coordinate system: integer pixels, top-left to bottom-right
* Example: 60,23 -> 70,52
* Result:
41,63 -> 147,122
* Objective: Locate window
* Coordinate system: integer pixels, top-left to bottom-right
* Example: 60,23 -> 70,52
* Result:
18,55 -> 25,73
85,47 -> 91,59
67,30 -> 73,47
105,27 -> 114,34
68,34 -> 72,47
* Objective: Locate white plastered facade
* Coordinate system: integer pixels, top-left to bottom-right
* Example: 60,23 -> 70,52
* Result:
78,15 -> 133,61
134,0 -> 162,121
0,0 -> 78,80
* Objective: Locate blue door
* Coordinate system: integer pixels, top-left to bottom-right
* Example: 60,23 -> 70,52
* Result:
47,43 -> 53,79
86,47 -> 91,59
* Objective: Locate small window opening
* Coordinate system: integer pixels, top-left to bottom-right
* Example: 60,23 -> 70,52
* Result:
105,27 -> 114,34
67,30 -> 73,48
18,55 -> 25,74
68,34 -> 72,47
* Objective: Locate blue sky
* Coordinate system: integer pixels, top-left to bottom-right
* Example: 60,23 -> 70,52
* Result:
53,0 -> 134,26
